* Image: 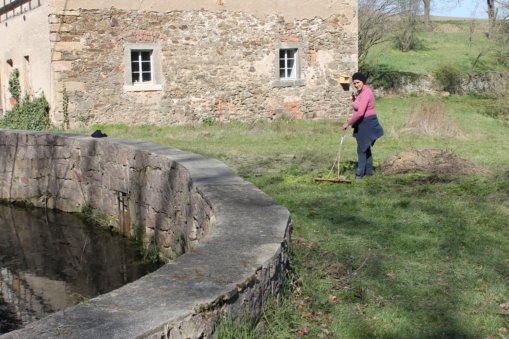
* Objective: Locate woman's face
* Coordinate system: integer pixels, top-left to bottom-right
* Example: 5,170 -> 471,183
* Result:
353,79 -> 364,92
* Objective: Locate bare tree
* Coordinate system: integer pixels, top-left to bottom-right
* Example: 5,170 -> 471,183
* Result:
422,0 -> 431,28
495,0 -> 509,55
422,1 -> 464,28
358,0 -> 399,66
496,0 -> 509,20
395,0 -> 422,52
487,0 -> 497,39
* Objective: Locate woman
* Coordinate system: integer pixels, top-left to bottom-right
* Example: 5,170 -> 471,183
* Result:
342,72 -> 384,180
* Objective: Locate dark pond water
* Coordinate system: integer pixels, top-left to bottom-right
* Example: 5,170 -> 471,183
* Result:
0,204 -> 162,334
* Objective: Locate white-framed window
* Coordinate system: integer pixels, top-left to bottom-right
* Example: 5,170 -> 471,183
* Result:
279,48 -> 298,80
124,43 -> 163,92
130,50 -> 153,84
274,43 -> 304,87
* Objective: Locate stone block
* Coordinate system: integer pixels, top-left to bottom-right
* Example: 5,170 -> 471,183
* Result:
52,61 -> 73,72
49,23 -> 71,32
64,81 -> 86,92
48,15 -> 61,24
52,41 -> 84,52
50,32 -> 61,42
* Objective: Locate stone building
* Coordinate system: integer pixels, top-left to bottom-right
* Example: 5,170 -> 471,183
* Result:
0,0 -> 358,127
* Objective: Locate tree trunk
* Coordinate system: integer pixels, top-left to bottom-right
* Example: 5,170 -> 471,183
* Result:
487,0 -> 496,39
422,0 -> 431,29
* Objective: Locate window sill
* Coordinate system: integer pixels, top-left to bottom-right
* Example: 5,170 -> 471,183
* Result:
273,79 -> 305,88
123,84 -> 163,92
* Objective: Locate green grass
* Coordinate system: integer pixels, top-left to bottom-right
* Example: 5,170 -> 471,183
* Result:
254,171 -> 509,338
75,95 -> 508,171
366,30 -> 507,73
70,95 -> 509,338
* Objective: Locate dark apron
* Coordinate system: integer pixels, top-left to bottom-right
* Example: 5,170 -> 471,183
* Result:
353,115 -> 384,152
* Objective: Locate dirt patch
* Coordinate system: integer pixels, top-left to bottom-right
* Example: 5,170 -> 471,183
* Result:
379,149 -> 490,176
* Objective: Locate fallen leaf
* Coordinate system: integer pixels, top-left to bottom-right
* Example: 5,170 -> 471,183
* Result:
500,302 -> 509,310
499,327 -> 508,334
296,326 -> 311,336
318,326 -> 330,338
386,271 -> 397,280
328,295 -> 338,303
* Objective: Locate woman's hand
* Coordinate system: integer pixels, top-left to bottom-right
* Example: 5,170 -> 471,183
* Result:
342,122 -> 349,130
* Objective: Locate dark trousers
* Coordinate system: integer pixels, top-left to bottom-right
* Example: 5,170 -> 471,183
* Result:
356,144 -> 373,177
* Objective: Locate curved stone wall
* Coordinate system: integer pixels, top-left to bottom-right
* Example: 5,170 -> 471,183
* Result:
0,129 -> 292,338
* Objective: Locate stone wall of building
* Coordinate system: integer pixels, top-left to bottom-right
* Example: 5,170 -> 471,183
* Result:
0,129 -> 292,338
49,7 -> 357,126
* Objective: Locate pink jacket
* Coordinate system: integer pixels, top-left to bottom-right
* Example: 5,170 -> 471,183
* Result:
348,85 -> 376,126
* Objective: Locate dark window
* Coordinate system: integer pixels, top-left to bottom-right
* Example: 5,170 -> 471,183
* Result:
131,50 -> 153,84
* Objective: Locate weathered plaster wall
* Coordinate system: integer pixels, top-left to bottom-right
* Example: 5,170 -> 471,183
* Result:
48,0 -> 357,21
48,7 -> 357,126
0,1 -> 52,113
0,129 -> 292,338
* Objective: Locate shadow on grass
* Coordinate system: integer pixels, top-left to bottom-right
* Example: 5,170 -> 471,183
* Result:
256,173 -> 509,338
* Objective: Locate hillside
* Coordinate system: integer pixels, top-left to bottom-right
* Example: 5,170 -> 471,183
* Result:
365,18 -> 508,74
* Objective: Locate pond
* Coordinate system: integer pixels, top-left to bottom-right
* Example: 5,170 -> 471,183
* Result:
0,204 -> 163,334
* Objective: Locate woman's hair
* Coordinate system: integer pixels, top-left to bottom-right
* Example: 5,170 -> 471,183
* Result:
352,71 -> 367,83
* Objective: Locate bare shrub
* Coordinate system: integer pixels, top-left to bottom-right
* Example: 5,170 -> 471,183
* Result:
400,101 -> 463,137
358,0 -> 398,66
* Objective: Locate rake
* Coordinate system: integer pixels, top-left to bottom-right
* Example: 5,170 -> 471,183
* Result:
314,132 -> 352,184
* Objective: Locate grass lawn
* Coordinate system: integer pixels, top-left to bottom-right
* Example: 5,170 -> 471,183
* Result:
73,95 -> 509,338
365,27 -> 507,73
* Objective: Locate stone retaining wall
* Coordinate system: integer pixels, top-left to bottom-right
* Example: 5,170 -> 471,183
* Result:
457,71 -> 508,95
0,129 -> 292,338
0,129 -> 212,259
374,71 -> 508,97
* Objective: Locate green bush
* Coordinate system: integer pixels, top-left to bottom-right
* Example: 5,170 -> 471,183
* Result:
392,14 -> 426,53
362,63 -> 408,91
0,69 -> 51,131
394,33 -> 425,52
202,115 -> 216,127
0,95 -> 50,131
432,64 -> 461,93
62,86 -> 70,129
8,68 -> 21,103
